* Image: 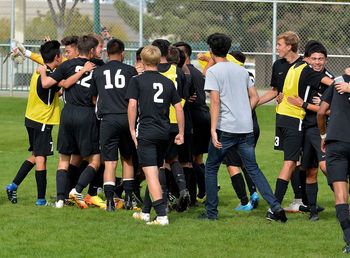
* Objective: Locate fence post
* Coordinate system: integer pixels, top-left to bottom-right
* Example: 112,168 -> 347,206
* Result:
93,0 -> 101,35
139,0 -> 143,47
9,0 -> 16,96
272,0 -> 277,64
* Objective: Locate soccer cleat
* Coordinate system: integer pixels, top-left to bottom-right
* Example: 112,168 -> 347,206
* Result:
6,183 -> 18,204
196,195 -> 206,204
35,199 -> 47,206
69,188 -> 88,209
83,194 -> 106,209
234,202 -> 254,212
309,212 -> 319,221
266,208 -> 287,223
284,199 -> 305,213
167,192 -> 177,211
146,216 -> 169,226
113,197 -> 125,209
106,200 -> 115,212
250,192 -> 260,209
176,189 -> 190,212
299,204 -> 325,213
54,200 -> 64,208
124,194 -> 133,210
343,244 -> 350,254
133,212 -> 151,222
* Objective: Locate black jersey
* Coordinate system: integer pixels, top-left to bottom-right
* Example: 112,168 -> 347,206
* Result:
158,63 -> 186,98
91,60 -> 137,116
322,74 -> 350,143
125,70 -> 181,140
276,61 -> 325,129
187,64 -> 208,111
91,58 -> 105,67
303,68 -> 334,128
271,56 -> 303,93
50,57 -> 95,107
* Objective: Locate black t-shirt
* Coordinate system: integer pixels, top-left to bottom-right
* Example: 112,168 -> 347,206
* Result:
91,60 -> 137,116
125,70 -> 181,140
322,74 -> 350,143
270,56 -> 303,93
303,68 -> 334,128
91,58 -> 105,67
276,61 -> 326,129
50,57 -> 95,107
187,64 -> 208,111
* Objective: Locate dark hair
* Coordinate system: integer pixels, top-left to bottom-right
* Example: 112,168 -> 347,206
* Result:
77,35 -> 98,56
107,38 -> 125,55
136,47 -> 144,61
308,44 -> 327,58
173,41 -> 192,58
229,50 -> 246,64
39,40 -> 61,64
207,33 -> 232,57
166,46 -> 180,65
61,35 -> 78,47
304,40 -> 323,57
151,39 -> 170,57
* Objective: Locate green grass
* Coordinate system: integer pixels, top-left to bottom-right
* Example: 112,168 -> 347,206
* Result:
0,97 -> 344,257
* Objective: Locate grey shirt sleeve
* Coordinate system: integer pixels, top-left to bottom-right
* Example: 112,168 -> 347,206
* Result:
204,69 -> 219,92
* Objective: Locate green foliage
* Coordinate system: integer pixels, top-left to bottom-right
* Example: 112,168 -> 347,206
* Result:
25,9 -> 94,42
0,97 -> 345,257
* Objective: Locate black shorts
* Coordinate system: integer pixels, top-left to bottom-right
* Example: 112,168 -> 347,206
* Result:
26,126 -> 53,157
190,109 -> 210,155
137,138 -> 167,167
57,104 -> 100,158
301,126 -> 325,168
274,126 -> 303,161
326,141 -> 350,184
178,133 -> 193,163
100,114 -> 135,161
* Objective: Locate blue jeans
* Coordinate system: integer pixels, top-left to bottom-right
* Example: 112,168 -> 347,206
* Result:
205,130 -> 281,219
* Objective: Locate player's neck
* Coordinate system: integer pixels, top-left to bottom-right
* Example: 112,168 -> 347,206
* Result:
144,64 -> 158,71
159,57 -> 168,64
108,54 -> 122,62
213,56 -> 228,63
285,52 -> 299,64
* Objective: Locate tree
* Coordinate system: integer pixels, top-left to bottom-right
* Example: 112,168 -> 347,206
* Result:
46,0 -> 80,40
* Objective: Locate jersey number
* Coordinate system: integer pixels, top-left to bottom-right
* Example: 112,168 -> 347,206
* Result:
75,66 -> 93,88
153,83 -> 163,103
274,136 -> 280,147
103,69 -> 125,89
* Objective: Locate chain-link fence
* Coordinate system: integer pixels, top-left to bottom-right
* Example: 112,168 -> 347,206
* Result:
1,0 -> 350,92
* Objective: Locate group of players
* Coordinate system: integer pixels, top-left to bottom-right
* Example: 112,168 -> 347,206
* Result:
5,29 -> 350,251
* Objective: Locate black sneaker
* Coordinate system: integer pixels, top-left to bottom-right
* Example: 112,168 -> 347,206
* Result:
197,212 -> 217,221
343,244 -> 350,253
176,189 -> 190,212
106,200 -> 115,212
6,188 -> 17,204
266,208 -> 287,223
309,212 -> 319,221
167,192 -> 177,211
299,204 -> 325,213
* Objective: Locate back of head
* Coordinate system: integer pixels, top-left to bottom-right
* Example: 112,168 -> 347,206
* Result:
40,40 -> 61,64
78,35 -> 98,56
207,33 -> 232,57
88,33 -> 104,46
229,50 -> 246,64
277,31 -> 299,53
166,46 -> 180,65
136,47 -> 144,61
107,38 -> 125,55
151,39 -> 170,57
141,45 -> 161,66
173,41 -> 192,58
61,35 -> 78,47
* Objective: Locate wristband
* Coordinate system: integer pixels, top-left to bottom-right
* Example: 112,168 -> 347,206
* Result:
320,133 -> 327,140
302,102 -> 308,109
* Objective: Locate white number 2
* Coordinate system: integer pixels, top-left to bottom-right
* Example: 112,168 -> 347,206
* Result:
153,83 -> 163,103
75,65 -> 93,88
103,69 -> 125,89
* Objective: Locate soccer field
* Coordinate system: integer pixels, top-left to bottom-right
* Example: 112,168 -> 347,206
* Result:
0,97 -> 342,257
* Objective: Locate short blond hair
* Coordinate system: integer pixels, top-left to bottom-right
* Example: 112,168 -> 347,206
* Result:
277,31 -> 299,53
141,45 -> 161,66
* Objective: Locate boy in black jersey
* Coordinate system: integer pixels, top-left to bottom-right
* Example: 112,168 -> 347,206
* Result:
318,75 -> 350,253
38,35 -> 100,209
127,45 -> 185,225
152,39 -> 191,211
6,41 -> 62,206
90,38 -> 138,211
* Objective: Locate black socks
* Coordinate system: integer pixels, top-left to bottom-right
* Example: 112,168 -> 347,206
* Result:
231,173 -> 248,205
76,166 -> 96,193
13,160 -> 34,186
35,170 -> 47,199
275,178 -> 289,205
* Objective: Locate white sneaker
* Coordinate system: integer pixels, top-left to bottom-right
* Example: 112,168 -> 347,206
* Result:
146,216 -> 169,226
284,199 -> 304,213
54,200 -> 64,208
132,212 -> 150,222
